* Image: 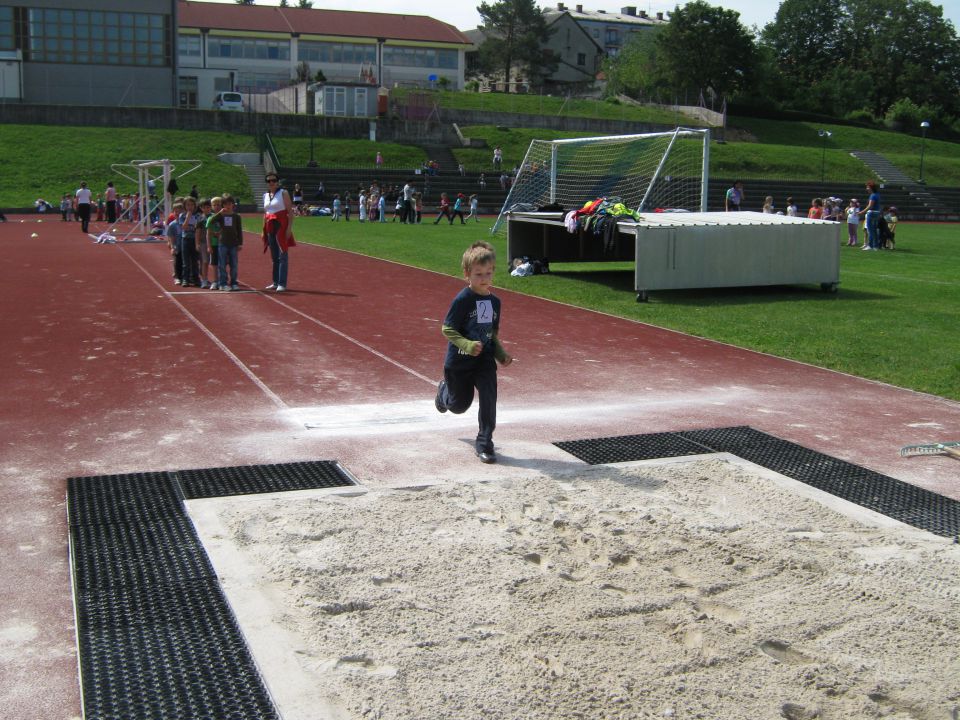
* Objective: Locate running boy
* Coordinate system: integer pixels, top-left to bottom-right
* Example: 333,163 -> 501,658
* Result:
434,241 -> 513,464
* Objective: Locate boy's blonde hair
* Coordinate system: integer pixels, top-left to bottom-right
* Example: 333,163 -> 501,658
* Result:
221,193 -> 235,206
211,196 -> 222,207
462,241 -> 496,273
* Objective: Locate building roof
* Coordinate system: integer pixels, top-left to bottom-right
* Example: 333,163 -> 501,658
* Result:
178,0 -> 472,45
542,4 -> 667,27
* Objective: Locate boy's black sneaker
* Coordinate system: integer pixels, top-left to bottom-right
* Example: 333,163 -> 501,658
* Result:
477,449 -> 496,464
434,380 -> 447,413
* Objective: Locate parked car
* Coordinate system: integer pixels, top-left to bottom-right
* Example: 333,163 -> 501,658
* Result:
212,92 -> 244,111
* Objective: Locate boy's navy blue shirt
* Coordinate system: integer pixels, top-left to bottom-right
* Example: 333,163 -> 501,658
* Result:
443,286 -> 501,368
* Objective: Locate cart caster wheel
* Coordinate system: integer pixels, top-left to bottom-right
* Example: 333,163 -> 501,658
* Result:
636,291 -> 649,303
820,282 -> 838,293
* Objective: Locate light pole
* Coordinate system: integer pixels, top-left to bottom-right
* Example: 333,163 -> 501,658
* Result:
919,120 -> 930,184
818,129 -> 832,184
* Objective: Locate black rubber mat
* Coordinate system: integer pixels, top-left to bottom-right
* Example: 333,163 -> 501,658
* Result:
67,460 -> 357,719
555,427 -> 960,539
177,459 -> 356,499
554,431 -> 712,465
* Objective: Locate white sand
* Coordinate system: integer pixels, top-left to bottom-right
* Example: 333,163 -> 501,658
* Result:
192,459 -> 960,720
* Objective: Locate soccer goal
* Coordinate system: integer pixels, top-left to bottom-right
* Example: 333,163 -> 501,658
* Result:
491,127 -> 710,233
109,159 -> 202,240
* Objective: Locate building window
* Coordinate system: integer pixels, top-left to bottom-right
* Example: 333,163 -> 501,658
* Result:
235,71 -> 288,93
605,28 -> 619,45
178,34 -> 201,58
0,7 -> 13,51
354,87 -> 369,117
208,37 -> 290,62
383,46 -> 458,70
299,40 -> 376,65
577,53 -> 586,66
23,8 -> 170,66
324,86 -> 346,116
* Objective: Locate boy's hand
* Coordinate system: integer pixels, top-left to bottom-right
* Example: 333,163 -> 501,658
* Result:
470,341 -> 483,356
500,354 -> 513,367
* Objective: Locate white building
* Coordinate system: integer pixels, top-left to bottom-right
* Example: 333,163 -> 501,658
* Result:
177,0 -> 472,111
542,4 -> 666,58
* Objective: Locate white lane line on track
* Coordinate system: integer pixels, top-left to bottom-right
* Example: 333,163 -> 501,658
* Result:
119,245 -> 288,409
240,229 -> 435,385
258,292 -> 436,385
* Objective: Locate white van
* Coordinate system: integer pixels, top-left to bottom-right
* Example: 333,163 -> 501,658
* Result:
212,91 -> 244,111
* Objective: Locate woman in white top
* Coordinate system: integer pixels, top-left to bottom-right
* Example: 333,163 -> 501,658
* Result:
75,181 -> 93,233
262,173 -> 295,292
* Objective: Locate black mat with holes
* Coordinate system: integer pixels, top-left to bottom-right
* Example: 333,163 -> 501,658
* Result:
555,426 -> 960,539
67,460 -> 357,720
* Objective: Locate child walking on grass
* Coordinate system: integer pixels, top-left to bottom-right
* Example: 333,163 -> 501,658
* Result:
434,241 -> 513,464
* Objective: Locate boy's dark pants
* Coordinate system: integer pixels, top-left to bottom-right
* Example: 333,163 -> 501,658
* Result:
442,360 -> 497,454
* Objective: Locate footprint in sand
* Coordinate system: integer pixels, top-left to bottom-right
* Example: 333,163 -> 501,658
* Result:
759,640 -> 812,665
323,655 -> 398,678
697,601 -> 744,624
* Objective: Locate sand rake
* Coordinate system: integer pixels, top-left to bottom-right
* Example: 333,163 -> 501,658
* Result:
899,441 -> 960,460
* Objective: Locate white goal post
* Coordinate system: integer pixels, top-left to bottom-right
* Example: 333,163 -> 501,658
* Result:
492,127 -> 710,233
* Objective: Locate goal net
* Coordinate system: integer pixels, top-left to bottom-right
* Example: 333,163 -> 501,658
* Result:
491,127 -> 710,233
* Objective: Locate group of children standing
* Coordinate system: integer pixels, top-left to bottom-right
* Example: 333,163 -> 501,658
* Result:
165,194 -> 243,290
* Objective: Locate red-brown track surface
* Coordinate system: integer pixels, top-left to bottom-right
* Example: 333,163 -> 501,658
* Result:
2,215 -> 957,719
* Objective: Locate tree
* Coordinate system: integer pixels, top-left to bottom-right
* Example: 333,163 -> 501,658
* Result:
235,0 -> 254,5
654,1 -> 758,99
297,0 -> 314,7
602,29 -> 670,100
760,0 -> 843,89
760,0 -> 960,119
476,0 -> 557,90
279,0 -> 288,6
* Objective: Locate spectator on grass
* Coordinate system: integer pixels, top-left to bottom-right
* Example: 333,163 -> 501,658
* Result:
479,173 -> 486,190
725,180 -> 745,211
262,172 -> 295,292
433,192 -> 452,224
807,198 -> 823,219
375,151 -> 384,169
343,191 -> 352,221
189,185 -> 199,200
35,198 -> 52,213
378,191 -> 387,223
104,182 -> 117,224
414,192 -> 423,223
75,181 -> 93,233
60,194 -> 71,222
358,190 -> 368,222
292,184 -> 304,214
859,181 -> 882,250
332,194 -> 341,221
762,196 -> 774,214
493,145 -> 503,170
785,197 -> 798,217
451,193 -> 467,225
466,194 -> 479,223
402,180 -> 416,223
844,199 -> 860,246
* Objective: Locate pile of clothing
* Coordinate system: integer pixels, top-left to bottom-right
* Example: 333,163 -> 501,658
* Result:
563,197 -> 641,254
563,197 -> 640,234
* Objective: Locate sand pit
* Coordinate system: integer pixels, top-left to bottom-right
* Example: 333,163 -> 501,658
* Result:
191,458 -> 960,720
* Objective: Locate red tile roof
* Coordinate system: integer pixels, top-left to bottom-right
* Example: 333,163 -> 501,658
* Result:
178,1 -> 471,45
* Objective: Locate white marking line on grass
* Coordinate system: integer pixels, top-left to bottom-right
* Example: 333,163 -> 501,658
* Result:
119,246 -> 287,409
259,292 -> 435,385
842,270 -> 960,287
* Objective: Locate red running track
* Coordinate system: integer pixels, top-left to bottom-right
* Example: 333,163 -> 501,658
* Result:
1,216 -> 958,719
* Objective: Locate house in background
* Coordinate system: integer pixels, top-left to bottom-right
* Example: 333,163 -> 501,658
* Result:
542,4 -> 666,58
177,0 -> 471,111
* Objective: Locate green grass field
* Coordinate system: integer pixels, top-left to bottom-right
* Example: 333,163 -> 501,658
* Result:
292,217 -> 960,401
0,124 -> 255,208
